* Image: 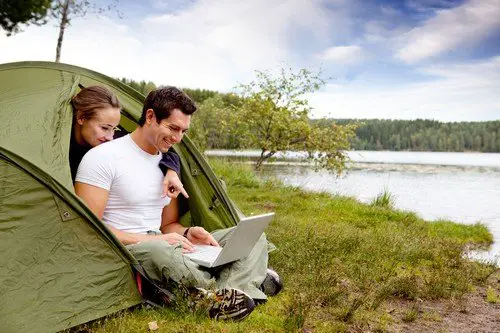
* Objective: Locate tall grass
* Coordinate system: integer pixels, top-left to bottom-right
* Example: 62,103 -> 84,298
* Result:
85,159 -> 496,332
371,187 -> 395,209
207,157 -> 261,189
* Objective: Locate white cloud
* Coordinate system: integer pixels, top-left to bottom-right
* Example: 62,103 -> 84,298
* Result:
0,0 -> 331,90
309,56 -> 500,121
0,16 -> 145,81
1,0 -> 499,122
317,45 -> 368,65
139,0 -> 331,88
396,0 -> 500,63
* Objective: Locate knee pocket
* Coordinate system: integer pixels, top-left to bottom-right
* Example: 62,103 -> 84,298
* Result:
130,241 -> 181,265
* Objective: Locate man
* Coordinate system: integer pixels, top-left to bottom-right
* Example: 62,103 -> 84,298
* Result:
75,87 -> 281,321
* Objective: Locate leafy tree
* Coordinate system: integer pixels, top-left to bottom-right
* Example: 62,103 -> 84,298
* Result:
234,68 -> 357,173
119,78 -> 156,95
183,88 -> 242,107
0,0 -> 52,35
473,135 -> 482,151
182,88 -> 219,104
188,95 -> 240,151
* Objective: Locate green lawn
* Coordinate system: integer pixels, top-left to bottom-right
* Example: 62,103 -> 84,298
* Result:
84,159 -> 496,332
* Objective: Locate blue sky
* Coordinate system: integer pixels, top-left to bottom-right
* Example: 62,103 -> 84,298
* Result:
1,0 -> 499,121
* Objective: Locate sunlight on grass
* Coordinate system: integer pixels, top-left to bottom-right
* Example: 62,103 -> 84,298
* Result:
428,221 -> 493,247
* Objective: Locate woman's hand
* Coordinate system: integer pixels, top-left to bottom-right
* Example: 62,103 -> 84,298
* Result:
186,227 -> 220,247
162,169 -> 189,199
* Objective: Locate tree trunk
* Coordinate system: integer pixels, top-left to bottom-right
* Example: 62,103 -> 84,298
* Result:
255,149 -> 275,170
55,0 -> 70,63
255,149 -> 266,170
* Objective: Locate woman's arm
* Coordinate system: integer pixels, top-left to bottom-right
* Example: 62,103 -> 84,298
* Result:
159,149 -> 189,198
159,149 -> 181,175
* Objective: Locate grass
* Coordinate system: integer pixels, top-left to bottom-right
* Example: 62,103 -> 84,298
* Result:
428,220 -> 493,248
371,187 -> 395,209
422,310 -> 443,322
486,286 -> 500,304
83,159 -> 496,332
401,306 -> 419,323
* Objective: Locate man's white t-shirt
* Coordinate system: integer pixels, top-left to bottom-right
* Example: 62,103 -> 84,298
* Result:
75,135 -> 171,234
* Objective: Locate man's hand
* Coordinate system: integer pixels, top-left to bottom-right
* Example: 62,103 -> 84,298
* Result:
186,227 -> 220,247
158,232 -> 195,253
162,169 -> 189,199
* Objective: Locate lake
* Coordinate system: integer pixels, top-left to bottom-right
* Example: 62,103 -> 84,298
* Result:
206,150 -> 500,265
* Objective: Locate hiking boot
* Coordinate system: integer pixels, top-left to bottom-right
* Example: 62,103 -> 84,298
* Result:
260,268 -> 283,297
196,288 -> 255,321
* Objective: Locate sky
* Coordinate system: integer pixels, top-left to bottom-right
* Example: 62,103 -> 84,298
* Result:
1,0 -> 499,121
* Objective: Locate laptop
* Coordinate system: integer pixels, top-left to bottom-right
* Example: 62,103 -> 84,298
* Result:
184,212 -> 274,268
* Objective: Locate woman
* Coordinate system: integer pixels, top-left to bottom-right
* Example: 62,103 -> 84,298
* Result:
70,85 -> 184,197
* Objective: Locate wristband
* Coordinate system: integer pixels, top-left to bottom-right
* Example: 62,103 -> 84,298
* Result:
183,227 -> 191,238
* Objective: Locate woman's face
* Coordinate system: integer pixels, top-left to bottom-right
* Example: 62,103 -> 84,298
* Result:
78,106 -> 121,147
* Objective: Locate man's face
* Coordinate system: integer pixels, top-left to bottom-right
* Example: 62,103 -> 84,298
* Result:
148,108 -> 191,153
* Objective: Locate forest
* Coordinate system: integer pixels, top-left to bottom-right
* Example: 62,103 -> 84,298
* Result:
119,78 -> 500,153
319,118 -> 500,152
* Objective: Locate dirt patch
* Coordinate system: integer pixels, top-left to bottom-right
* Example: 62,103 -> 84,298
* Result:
386,269 -> 500,333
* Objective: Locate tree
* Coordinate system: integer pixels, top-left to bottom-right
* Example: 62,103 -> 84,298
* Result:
188,95 -> 240,151
473,135 -> 482,151
1,0 -> 120,61
234,68 -> 357,174
0,0 -> 52,35
119,78 -> 156,95
52,0 -> 120,62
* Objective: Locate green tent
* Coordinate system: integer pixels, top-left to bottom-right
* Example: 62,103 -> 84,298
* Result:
0,61 -> 241,333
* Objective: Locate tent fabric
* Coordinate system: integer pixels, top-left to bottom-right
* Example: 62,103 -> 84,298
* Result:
0,61 -> 242,332
0,156 -> 140,333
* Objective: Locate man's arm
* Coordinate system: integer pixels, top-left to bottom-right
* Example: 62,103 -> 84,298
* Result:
74,182 -> 108,219
160,196 -> 184,234
161,198 -> 219,247
75,182 -> 194,248
75,182 -> 142,245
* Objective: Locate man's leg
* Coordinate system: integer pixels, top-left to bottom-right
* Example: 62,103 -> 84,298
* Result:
127,240 -> 214,289
127,240 -> 256,321
211,227 -> 269,301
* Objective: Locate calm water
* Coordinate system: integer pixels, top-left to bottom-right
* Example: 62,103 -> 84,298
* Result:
207,150 -> 500,265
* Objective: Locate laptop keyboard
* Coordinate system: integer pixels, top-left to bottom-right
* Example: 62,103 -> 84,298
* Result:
185,245 -> 222,262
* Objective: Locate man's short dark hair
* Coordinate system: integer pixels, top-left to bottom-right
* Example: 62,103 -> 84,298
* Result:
138,87 -> 197,126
